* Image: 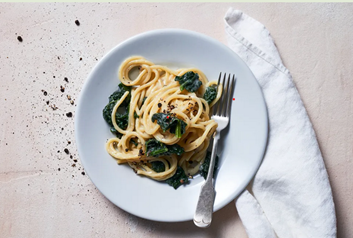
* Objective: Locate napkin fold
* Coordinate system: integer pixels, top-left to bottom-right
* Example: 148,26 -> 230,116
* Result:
224,8 -> 336,238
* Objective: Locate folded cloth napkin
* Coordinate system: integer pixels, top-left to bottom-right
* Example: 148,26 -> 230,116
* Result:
224,8 -> 337,238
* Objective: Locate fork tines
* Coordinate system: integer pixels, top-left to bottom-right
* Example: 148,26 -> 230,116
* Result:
213,72 -> 236,118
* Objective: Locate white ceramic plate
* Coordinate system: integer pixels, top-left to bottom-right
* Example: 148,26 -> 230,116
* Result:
75,29 -> 268,222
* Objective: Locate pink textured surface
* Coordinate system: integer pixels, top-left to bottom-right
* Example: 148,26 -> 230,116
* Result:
0,3 -> 352,238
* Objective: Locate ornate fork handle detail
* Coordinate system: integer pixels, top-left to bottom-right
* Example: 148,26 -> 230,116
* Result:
193,131 -> 220,227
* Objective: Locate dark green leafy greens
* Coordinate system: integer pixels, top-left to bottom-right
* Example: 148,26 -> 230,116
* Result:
174,71 -> 202,93
145,139 -> 184,157
151,161 -> 165,173
114,113 -> 129,131
199,151 -> 219,179
141,97 -> 147,107
145,139 -> 187,189
203,85 -> 217,104
145,139 -> 167,156
130,139 -> 138,147
103,83 -> 131,137
108,83 -> 131,102
165,144 -> 185,156
166,166 -> 189,189
151,113 -> 187,138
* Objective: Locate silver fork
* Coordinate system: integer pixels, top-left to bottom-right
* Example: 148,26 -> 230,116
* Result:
193,72 -> 236,228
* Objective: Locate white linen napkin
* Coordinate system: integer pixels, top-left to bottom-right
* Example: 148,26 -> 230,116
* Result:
224,8 -> 337,238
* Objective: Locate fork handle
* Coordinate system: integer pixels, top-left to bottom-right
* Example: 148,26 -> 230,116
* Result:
193,132 -> 220,228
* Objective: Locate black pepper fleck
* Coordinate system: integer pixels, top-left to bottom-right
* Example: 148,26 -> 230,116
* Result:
64,148 -> 69,154
17,36 -> 23,42
138,149 -> 144,156
66,112 -> 73,117
64,77 -> 69,83
81,172 -> 85,175
158,103 -> 162,108
75,20 -> 80,26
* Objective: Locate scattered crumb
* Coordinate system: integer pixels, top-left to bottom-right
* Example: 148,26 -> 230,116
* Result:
50,104 -> 58,110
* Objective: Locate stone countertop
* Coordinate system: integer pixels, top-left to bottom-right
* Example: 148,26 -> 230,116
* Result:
0,3 -> 352,237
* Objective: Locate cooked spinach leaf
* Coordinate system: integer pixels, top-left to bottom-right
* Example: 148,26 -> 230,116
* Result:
109,83 -> 131,103
151,113 -> 187,138
165,144 -> 184,156
166,166 -> 189,189
103,83 -> 131,136
151,161 -> 165,173
115,112 -> 129,130
145,139 -> 184,157
145,139 -> 168,157
199,151 -> 219,179
134,111 -> 139,119
110,127 -> 122,138
103,100 -> 117,127
141,97 -> 147,107
174,71 -> 202,92
130,139 -> 138,147
203,85 -> 217,104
